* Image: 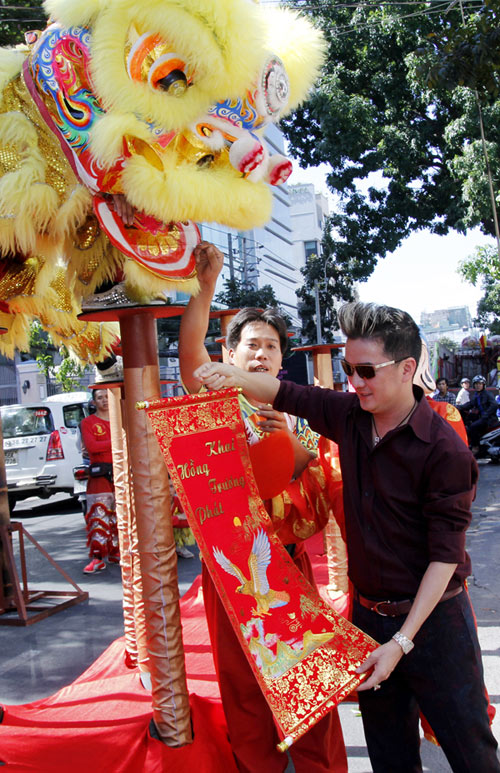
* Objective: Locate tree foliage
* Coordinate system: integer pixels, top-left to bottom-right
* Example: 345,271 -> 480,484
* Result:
297,223 -> 361,344
214,277 -> 292,326
0,2 -> 46,47
284,0 -> 500,315
54,347 -> 88,391
437,335 -> 459,353
421,0 -> 500,96
28,321 -> 53,379
460,243 -> 500,333
28,322 -> 88,391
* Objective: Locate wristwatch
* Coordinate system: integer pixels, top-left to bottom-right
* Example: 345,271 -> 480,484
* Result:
392,631 -> 414,655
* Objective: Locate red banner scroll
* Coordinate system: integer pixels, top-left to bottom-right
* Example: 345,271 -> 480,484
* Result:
142,388 -> 377,750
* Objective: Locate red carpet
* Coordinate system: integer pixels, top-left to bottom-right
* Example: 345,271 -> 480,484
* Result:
0,539 -> 349,772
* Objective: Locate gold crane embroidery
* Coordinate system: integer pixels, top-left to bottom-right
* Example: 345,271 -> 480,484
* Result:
213,529 -> 290,618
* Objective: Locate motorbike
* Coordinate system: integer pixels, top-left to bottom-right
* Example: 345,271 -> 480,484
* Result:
479,424 -> 500,463
73,463 -> 89,513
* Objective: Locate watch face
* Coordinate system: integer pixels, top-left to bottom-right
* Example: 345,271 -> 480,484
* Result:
394,632 -> 414,654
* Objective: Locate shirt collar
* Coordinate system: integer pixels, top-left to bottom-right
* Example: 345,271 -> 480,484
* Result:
408,386 -> 433,443
354,386 -> 433,445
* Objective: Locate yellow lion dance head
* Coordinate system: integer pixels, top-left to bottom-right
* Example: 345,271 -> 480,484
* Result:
0,0 -> 324,356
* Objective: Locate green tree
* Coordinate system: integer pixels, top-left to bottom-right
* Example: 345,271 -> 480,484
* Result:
28,321 -> 88,391
53,346 -> 88,392
282,0 -> 500,279
460,243 -> 500,333
437,336 -> 458,353
0,2 -> 46,47
28,321 -> 54,379
297,221 -> 361,344
215,277 -> 281,311
415,0 -> 500,239
422,0 -> 500,97
296,257 -> 332,345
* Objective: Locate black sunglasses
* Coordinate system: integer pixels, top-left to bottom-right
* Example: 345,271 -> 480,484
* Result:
340,356 -> 409,380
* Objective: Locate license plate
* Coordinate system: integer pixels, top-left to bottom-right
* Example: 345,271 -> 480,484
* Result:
4,450 -> 17,466
73,478 -> 87,495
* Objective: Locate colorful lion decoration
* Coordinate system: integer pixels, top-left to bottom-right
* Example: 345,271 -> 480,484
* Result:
0,0 -> 325,360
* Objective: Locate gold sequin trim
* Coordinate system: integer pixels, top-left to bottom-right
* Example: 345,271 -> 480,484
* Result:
1,74 -> 79,202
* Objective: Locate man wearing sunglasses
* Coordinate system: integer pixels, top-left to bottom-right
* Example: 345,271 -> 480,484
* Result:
194,300 -> 499,773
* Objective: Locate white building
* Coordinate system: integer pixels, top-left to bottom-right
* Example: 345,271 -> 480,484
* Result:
288,183 -> 329,268
420,306 -> 475,345
176,126 -> 307,326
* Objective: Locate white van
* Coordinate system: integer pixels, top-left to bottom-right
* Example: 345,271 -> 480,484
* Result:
1,391 -> 91,510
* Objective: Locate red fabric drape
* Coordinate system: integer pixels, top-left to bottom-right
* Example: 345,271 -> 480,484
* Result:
0,579 -> 236,773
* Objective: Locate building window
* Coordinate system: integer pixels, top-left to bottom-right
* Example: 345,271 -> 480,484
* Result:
304,240 -> 318,259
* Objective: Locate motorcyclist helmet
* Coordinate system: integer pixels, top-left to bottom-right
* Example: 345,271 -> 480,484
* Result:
460,377 -> 470,386
472,375 -> 486,385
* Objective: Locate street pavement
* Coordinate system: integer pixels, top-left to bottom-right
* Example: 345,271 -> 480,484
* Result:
1,462 -> 499,771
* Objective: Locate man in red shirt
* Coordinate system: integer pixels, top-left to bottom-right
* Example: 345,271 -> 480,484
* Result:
194,301 -> 499,773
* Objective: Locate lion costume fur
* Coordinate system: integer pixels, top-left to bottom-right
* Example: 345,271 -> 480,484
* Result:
0,0 -> 324,360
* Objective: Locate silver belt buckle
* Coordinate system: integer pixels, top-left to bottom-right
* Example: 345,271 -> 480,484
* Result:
372,600 -> 391,616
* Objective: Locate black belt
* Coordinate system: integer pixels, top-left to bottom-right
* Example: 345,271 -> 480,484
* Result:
353,586 -> 463,617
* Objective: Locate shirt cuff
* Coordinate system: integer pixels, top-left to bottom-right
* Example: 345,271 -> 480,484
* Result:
428,529 -> 467,564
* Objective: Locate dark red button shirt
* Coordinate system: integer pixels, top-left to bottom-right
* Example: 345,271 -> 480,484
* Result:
274,381 -> 478,599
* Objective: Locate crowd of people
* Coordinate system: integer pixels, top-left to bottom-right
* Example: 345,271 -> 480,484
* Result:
432,374 -> 499,453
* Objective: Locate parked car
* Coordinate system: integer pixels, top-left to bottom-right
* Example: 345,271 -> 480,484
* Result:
1,391 -> 91,510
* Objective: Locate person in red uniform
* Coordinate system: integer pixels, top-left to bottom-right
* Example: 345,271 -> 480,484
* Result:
80,388 -> 119,573
178,242 -> 347,773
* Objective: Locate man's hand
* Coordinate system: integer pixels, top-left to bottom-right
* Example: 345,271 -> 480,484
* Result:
179,240 -> 224,394
193,241 -> 224,291
356,640 -> 403,691
356,562 -> 458,693
255,404 -> 289,433
111,193 -> 135,226
194,362 -> 241,390
193,363 -> 281,405
256,404 -> 314,476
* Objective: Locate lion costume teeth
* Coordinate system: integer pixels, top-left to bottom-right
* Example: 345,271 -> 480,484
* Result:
0,0 -> 325,359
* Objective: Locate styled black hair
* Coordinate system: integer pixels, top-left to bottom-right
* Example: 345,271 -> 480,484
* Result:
338,301 -> 421,364
226,308 -> 288,355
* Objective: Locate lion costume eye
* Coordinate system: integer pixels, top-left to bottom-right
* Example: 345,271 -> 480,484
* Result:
257,56 -> 289,118
150,54 -> 189,95
127,31 -> 192,96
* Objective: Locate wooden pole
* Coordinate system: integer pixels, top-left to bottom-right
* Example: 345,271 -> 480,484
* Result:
313,351 -> 334,389
107,385 -> 148,671
216,309 -> 240,362
119,312 -> 191,746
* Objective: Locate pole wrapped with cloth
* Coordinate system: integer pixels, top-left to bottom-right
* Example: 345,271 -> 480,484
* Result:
140,388 -> 377,750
